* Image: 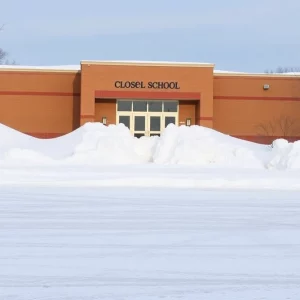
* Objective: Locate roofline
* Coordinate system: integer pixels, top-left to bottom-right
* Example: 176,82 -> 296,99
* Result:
0,67 -> 81,73
0,64 -> 299,77
214,71 -> 300,78
80,60 -> 215,68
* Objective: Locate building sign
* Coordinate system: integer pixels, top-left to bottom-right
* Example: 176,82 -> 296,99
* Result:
114,81 -> 180,90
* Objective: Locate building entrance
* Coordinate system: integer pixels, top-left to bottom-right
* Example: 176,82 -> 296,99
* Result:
117,100 -> 178,137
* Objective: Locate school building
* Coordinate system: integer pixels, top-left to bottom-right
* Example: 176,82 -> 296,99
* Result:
0,60 -> 300,144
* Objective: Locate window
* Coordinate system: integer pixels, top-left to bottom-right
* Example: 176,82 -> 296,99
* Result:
164,101 -> 178,112
133,101 -> 147,112
118,101 -> 132,111
117,100 -> 178,112
149,101 -> 162,112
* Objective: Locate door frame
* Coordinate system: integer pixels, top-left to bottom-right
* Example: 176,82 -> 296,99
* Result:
116,100 -> 179,137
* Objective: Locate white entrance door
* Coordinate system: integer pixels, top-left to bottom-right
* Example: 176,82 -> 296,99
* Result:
132,113 -> 162,137
117,100 -> 178,138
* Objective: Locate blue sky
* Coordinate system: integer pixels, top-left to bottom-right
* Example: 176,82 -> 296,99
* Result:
1,0 -> 300,72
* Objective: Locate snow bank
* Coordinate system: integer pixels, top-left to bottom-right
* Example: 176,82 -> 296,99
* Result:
64,123 -> 157,165
0,123 -> 157,166
0,122 -> 299,169
267,139 -> 300,170
153,124 -> 267,168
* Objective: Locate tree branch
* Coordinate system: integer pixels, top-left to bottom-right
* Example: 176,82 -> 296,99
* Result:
0,23 -> 9,64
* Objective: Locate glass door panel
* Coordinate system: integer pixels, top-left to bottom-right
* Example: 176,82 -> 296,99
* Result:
118,115 -> 130,129
149,115 -> 161,137
165,116 -> 176,128
150,116 -> 161,131
134,116 -> 146,131
134,115 -> 146,138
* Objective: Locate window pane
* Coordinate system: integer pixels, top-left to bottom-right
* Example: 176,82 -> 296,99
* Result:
119,116 -> 130,129
134,116 -> 145,131
148,101 -> 162,112
164,101 -> 178,112
133,101 -> 147,112
165,116 -> 176,127
118,101 -> 132,111
134,133 -> 145,138
150,116 -> 161,131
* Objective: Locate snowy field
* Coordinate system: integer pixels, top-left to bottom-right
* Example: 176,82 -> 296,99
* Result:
1,123 -> 300,299
1,186 -> 300,300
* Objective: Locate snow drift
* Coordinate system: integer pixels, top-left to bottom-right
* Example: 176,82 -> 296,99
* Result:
0,123 -> 157,166
152,125 -> 268,168
0,122 -> 299,170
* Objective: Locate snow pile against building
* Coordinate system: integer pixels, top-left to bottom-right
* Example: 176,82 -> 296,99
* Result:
64,123 -> 157,165
0,122 -> 299,169
152,124 -> 268,168
0,123 -> 157,166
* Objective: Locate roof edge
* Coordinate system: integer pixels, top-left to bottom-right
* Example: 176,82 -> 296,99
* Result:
214,71 -> 300,78
80,60 -> 215,68
0,66 -> 81,73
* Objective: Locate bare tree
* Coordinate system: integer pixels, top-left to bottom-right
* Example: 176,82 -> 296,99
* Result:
265,66 -> 300,74
0,24 -> 8,64
0,48 -> 7,64
256,121 -> 277,137
256,115 -> 299,137
264,66 -> 300,101
0,24 -> 15,65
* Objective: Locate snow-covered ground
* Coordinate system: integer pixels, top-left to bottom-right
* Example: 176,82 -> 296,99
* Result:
1,186 -> 300,300
1,123 -> 300,299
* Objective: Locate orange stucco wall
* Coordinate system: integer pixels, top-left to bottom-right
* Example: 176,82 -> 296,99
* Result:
0,62 -> 300,144
213,74 -> 300,143
0,69 -> 81,137
80,62 -> 214,127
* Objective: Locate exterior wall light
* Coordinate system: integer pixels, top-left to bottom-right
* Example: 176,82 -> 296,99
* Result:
186,118 -> 191,126
102,116 -> 107,125
263,84 -> 270,90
